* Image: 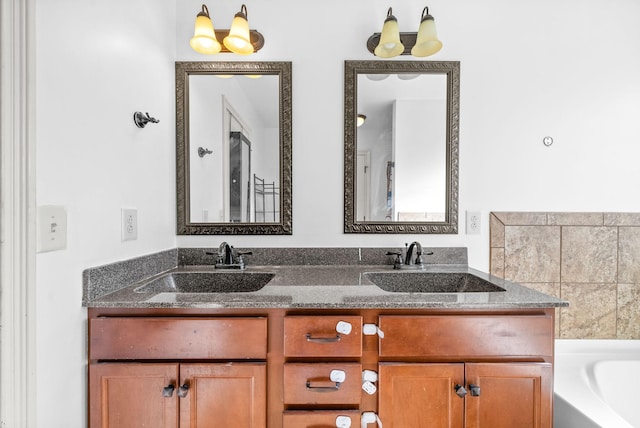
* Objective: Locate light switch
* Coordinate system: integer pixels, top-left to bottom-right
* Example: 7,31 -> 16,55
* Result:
37,205 -> 67,253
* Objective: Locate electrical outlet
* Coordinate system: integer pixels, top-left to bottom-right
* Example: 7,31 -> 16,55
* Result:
121,208 -> 138,241
466,211 -> 481,234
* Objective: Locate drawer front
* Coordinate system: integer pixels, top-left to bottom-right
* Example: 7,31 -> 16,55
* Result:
90,317 -> 267,360
283,410 -> 361,428
283,363 -> 362,405
379,314 -> 553,359
284,316 -> 362,358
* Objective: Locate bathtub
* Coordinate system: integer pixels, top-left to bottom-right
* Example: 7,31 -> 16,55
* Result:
554,339 -> 640,428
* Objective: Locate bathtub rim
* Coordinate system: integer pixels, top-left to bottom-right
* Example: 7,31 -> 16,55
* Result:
554,339 -> 640,428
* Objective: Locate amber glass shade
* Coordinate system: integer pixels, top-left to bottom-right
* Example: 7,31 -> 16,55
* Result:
190,5 -> 221,54
411,8 -> 442,57
374,8 -> 404,58
223,5 -> 253,55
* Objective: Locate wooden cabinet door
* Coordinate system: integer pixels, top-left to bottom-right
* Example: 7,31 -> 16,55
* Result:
89,363 -> 179,428
378,363 -> 464,428
465,363 -> 553,428
179,363 -> 266,428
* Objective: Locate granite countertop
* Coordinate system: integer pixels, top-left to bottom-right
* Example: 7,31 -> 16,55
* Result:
85,263 -> 568,310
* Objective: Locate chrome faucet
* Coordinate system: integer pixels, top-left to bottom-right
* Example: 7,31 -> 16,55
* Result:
387,242 -> 433,270
208,242 -> 252,270
405,241 -> 424,267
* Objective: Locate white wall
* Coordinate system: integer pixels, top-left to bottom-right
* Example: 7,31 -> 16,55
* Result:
35,0 -> 176,426
175,0 -> 640,262
34,0 -> 640,425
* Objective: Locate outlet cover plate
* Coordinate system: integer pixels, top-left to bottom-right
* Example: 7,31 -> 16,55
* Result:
37,205 -> 68,252
466,211 -> 481,234
121,208 -> 138,241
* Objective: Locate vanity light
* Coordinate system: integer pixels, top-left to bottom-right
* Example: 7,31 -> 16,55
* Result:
411,7 -> 442,57
223,4 -> 253,54
189,4 -> 264,55
367,6 -> 443,58
190,4 -> 222,55
357,114 -> 367,127
374,8 -> 405,58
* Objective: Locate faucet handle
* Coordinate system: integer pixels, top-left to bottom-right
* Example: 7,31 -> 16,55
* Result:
386,251 -> 404,269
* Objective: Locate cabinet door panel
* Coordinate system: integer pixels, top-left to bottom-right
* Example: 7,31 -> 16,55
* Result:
378,363 -> 464,428
89,363 -> 179,428
465,363 -> 552,428
179,363 -> 266,428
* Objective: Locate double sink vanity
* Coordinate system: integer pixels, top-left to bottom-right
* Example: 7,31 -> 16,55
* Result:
84,58 -> 566,427
84,246 -> 566,428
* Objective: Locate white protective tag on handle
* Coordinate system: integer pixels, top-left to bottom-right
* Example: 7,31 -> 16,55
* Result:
362,324 -> 384,338
336,321 -> 353,335
336,415 -> 352,428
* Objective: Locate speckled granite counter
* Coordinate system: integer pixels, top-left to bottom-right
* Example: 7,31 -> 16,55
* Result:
83,248 -> 567,310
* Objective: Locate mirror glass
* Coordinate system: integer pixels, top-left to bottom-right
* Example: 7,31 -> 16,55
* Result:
176,61 -> 292,235
344,61 -> 459,234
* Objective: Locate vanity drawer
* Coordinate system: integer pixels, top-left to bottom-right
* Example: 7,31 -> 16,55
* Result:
283,363 -> 362,405
284,316 -> 362,358
283,410 -> 361,428
379,314 -> 553,359
89,317 -> 267,360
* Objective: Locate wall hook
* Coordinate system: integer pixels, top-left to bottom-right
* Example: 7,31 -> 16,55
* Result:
133,112 -> 160,128
198,147 -> 213,157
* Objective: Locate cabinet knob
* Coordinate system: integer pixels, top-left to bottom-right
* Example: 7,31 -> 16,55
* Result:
162,384 -> 175,398
454,384 -> 467,398
469,384 -> 481,396
177,384 -> 190,398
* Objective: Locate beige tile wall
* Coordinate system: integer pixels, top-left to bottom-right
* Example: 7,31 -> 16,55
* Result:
490,212 -> 640,339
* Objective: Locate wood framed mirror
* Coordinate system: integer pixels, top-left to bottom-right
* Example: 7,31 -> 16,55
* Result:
344,60 -> 459,234
176,61 -> 292,235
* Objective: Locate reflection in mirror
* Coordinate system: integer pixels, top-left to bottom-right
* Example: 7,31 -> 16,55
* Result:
344,61 -> 459,234
176,61 -> 292,235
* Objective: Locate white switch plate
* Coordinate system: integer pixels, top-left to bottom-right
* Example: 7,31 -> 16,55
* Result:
37,205 -> 67,253
121,208 -> 138,241
466,211 -> 481,234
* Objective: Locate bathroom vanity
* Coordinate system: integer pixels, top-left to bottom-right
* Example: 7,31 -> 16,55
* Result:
84,248 -> 566,428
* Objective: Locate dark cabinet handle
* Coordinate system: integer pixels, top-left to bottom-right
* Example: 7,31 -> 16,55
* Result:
454,384 -> 467,398
305,333 -> 341,343
162,384 -> 175,398
305,381 -> 341,392
469,384 -> 481,396
177,384 -> 190,398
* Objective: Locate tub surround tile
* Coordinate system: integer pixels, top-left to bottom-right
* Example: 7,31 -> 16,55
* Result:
490,247 -> 505,278
604,212 -> 640,226
618,227 -> 640,283
490,213 -> 505,247
561,226 -> 618,283
504,226 -> 561,283
490,211 -> 640,340
560,283 -> 617,339
491,212 -> 547,226
617,283 -> 640,339
547,212 -> 603,226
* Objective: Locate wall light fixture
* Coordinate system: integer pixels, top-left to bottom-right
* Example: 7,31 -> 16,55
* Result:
367,6 -> 442,58
357,114 -> 367,127
190,4 -> 264,55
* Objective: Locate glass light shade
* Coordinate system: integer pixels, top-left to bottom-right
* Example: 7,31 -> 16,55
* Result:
357,114 -> 367,127
374,15 -> 404,58
190,10 -> 221,54
411,16 -> 442,57
223,9 -> 253,55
